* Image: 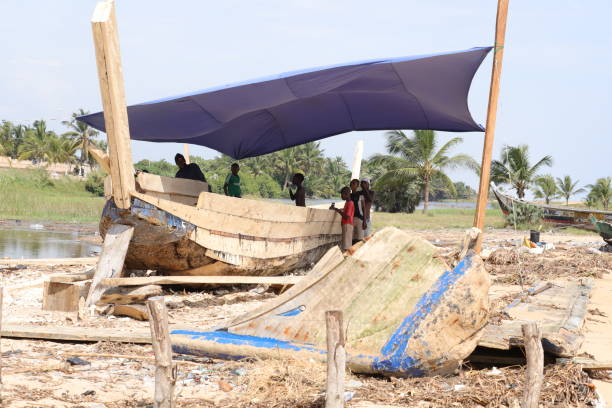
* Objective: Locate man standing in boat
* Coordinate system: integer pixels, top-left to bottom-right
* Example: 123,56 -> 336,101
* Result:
288,173 -> 306,207
174,153 -> 207,182
224,163 -> 242,198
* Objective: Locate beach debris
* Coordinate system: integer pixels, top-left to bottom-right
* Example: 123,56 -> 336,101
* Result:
218,380 -> 234,392
66,356 -> 90,366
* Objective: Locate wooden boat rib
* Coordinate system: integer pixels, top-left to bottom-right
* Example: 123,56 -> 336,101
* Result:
492,188 -> 612,230
100,172 -> 341,275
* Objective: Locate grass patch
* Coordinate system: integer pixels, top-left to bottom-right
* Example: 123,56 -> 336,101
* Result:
0,168 -> 105,222
373,208 -> 505,230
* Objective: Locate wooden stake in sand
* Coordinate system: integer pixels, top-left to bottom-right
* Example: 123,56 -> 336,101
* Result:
522,322 -> 543,408
146,296 -> 176,408
473,0 -> 510,252
325,310 -> 346,408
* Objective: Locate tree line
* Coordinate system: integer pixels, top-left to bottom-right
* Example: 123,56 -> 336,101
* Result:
0,109 -> 106,172
3,110 -> 607,212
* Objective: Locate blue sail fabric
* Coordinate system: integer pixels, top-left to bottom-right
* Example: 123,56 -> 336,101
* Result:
78,47 -> 491,159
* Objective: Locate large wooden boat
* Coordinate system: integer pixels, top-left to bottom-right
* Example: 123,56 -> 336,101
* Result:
99,171 -> 341,275
492,188 -> 612,230
591,218 -> 612,245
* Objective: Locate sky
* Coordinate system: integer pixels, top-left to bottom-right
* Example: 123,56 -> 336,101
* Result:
1,0 -> 611,197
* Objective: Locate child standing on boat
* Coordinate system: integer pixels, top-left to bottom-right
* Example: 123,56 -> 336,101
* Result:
330,186 -> 354,252
224,163 -> 242,198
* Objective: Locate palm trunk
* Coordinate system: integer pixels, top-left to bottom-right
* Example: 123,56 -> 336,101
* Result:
422,181 -> 430,214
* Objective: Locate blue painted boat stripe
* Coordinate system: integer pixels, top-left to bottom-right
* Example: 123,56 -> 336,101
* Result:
372,256 -> 472,374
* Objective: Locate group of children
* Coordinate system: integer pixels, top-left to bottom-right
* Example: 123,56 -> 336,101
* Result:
175,155 -> 374,251
330,178 -> 375,251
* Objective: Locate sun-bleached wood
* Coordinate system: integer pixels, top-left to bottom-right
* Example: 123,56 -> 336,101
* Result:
183,144 -> 190,164
325,310 -> 345,408
1,324 -> 150,343
102,275 -> 301,287
87,145 -> 111,173
136,172 -> 208,199
351,140 -> 363,180
522,322 -> 543,408
473,0 -> 510,252
146,297 -> 176,408
85,224 -> 134,307
91,0 -> 135,209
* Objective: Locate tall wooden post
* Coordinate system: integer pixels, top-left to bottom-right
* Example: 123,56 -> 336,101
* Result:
473,0 -> 510,252
146,296 -> 176,408
183,144 -> 191,164
325,310 -> 346,408
351,141 -> 364,181
91,0 -> 135,209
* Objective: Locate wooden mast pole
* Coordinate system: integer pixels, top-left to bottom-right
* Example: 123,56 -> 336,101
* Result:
473,0 -> 510,252
91,0 -> 135,209
183,144 -> 191,164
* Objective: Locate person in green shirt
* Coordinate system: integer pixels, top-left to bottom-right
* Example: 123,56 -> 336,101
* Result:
223,163 -> 242,198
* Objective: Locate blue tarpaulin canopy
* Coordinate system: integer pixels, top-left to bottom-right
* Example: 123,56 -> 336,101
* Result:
78,47 -> 491,159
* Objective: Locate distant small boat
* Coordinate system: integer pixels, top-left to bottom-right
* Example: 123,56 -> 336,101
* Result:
492,189 -> 612,230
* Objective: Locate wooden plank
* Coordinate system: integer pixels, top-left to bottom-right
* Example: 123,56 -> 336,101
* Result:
325,310 -> 345,408
473,0 -> 510,252
85,224 -> 134,307
42,280 -> 91,312
136,172 -> 208,198
2,324 -> 151,343
91,0 -> 135,209
101,275 -> 302,287
1,258 -> 97,266
522,322 -> 543,408
557,357 -> 612,370
49,269 -> 96,283
87,145 -> 111,173
133,191 -> 340,239
478,279 -> 594,356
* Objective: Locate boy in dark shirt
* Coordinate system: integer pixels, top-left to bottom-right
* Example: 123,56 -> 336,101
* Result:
174,153 -> 207,182
330,186 -> 354,252
289,173 -> 306,207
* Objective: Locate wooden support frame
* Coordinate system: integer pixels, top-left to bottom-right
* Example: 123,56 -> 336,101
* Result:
91,0 -> 135,209
473,0 -> 510,252
87,145 -> 111,173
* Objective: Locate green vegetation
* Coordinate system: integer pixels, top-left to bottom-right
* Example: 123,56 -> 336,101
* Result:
586,177 -> 611,210
0,168 -> 104,222
491,144 -> 553,199
533,174 -> 558,204
369,130 -> 478,213
556,175 -> 585,206
373,208 -> 505,230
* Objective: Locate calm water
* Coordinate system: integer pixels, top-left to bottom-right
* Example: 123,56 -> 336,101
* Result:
0,228 -> 100,259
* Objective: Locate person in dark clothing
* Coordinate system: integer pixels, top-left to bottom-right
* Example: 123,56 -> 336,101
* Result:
349,178 -> 364,243
174,153 -> 207,182
288,173 -> 306,207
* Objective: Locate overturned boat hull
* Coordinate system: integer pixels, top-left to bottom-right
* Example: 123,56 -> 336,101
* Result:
100,173 -> 341,275
171,227 -> 491,377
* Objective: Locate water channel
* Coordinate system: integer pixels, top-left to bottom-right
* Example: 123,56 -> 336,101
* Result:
0,227 -> 100,259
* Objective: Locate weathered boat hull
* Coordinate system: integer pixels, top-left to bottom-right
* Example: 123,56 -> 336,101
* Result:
493,189 -> 612,230
171,227 -> 491,377
100,197 -> 339,275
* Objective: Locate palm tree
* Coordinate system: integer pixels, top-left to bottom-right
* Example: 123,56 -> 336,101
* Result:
62,108 -> 100,165
18,120 -> 54,163
555,175 -> 585,206
47,135 -> 79,166
533,175 -> 559,205
370,130 -> 478,213
490,145 -> 552,199
586,177 -> 611,210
